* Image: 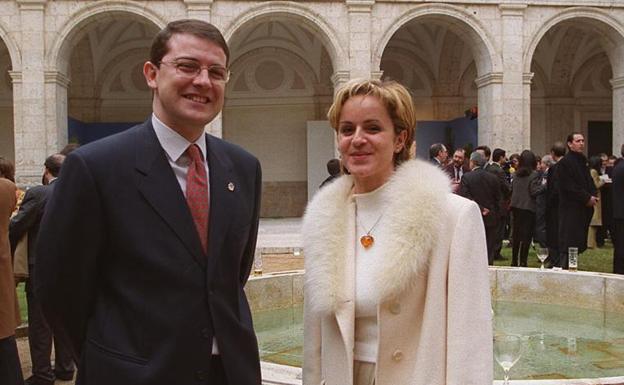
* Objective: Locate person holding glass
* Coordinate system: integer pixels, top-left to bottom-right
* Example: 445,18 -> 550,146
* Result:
302,79 -> 493,385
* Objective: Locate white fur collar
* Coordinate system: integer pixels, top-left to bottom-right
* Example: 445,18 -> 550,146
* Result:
303,159 -> 450,313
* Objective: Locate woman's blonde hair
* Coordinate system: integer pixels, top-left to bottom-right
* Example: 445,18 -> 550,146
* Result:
327,79 -> 416,166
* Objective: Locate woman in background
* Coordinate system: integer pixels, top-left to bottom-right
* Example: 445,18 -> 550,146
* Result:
587,155 -> 604,248
302,79 -> 492,385
510,150 -> 545,267
0,157 -> 22,385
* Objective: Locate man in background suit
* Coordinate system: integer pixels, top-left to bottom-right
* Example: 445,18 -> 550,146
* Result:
612,146 -> 624,274
429,143 -> 448,167
9,154 -> 74,385
35,20 -> 262,385
443,148 -> 470,193
545,142 -> 566,267
555,133 -> 597,269
460,151 -> 503,265
486,148 -> 511,261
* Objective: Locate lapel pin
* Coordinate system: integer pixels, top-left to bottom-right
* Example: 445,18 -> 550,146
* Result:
227,182 -> 235,192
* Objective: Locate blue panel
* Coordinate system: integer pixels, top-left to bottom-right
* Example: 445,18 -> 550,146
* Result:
68,118 -> 140,145
415,117 -> 478,159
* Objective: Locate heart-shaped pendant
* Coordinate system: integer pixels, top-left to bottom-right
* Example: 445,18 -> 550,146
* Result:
360,235 -> 374,249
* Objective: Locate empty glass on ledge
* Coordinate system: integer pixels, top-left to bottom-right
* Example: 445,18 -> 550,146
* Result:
536,247 -> 548,270
568,247 -> 578,272
494,333 -> 524,385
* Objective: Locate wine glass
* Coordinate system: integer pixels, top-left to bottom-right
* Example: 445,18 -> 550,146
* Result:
494,334 -> 523,385
536,247 -> 548,270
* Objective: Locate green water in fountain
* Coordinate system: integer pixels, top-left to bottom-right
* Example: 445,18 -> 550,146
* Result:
253,301 -> 624,380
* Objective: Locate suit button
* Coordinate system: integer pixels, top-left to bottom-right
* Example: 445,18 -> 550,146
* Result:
392,350 -> 404,362
389,302 -> 401,314
195,370 -> 206,380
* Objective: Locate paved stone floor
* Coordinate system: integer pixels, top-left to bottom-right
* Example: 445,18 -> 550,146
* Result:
16,217 -> 303,383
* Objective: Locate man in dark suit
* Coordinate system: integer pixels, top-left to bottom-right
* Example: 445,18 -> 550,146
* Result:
612,148 -> 624,274
555,133 -> 597,269
460,151 -> 503,264
9,154 -> 75,385
35,20 -> 262,385
485,148 -> 511,261
443,148 -> 470,193
545,142 -> 566,267
429,143 -> 448,167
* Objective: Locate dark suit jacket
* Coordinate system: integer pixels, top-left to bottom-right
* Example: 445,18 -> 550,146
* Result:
35,120 -> 262,385
9,181 -> 56,265
613,160 -> 624,220
485,162 -> 511,201
545,163 -> 560,249
443,163 -> 470,181
555,151 -> 596,253
459,167 -> 502,228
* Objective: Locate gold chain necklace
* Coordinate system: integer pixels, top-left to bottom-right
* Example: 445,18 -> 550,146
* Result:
355,202 -> 384,249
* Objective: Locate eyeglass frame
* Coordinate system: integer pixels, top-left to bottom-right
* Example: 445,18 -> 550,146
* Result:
158,60 -> 231,83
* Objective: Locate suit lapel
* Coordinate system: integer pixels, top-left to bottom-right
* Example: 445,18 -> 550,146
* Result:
134,121 -> 207,269
205,135 -> 235,278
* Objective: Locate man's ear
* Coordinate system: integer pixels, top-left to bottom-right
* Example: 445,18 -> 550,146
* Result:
143,61 -> 158,90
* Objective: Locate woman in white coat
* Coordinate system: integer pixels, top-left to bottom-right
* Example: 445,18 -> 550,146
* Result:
302,79 -> 493,385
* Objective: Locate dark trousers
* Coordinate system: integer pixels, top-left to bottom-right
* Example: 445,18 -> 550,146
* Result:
485,223 -> 499,265
511,208 -> 535,267
614,219 -> 624,274
492,213 -> 507,260
0,335 -> 23,385
26,266 -> 75,381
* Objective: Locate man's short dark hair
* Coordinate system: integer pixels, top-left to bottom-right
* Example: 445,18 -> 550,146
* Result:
621,143 -> 624,157
326,158 -> 341,176
492,148 -> 506,162
475,145 -> 491,159
44,154 -> 65,177
566,132 -> 583,145
429,143 -> 445,159
551,141 -> 566,158
150,19 -> 230,67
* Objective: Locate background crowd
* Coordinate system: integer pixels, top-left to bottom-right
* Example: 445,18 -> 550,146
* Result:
428,135 -> 624,274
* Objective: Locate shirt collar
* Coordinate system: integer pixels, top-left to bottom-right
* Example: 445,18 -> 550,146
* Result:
151,114 -> 207,162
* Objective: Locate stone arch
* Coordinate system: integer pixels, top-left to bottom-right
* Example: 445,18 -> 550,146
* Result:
47,1 -> 166,74
222,1 -> 347,73
0,21 -> 21,71
527,7 -> 624,155
228,47 -> 321,98
373,3 -> 500,77
524,7 -> 624,78
0,20 -> 18,162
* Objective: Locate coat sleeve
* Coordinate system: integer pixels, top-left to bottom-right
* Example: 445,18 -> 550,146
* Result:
9,187 -> 42,253
303,291 -> 323,384
529,172 -> 546,198
239,159 -> 262,286
446,199 -> 493,385
458,176 -> 472,201
34,152 -> 105,360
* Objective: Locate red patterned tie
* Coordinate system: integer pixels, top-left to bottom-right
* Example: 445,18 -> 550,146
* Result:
186,144 -> 209,254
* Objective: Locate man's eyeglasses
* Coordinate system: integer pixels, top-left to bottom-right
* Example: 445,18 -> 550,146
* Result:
159,60 -> 231,83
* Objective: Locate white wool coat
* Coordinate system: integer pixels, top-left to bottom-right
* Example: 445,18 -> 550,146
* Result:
302,159 -> 493,385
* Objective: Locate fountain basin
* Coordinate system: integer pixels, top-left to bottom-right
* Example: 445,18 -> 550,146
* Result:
246,268 -> 624,385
